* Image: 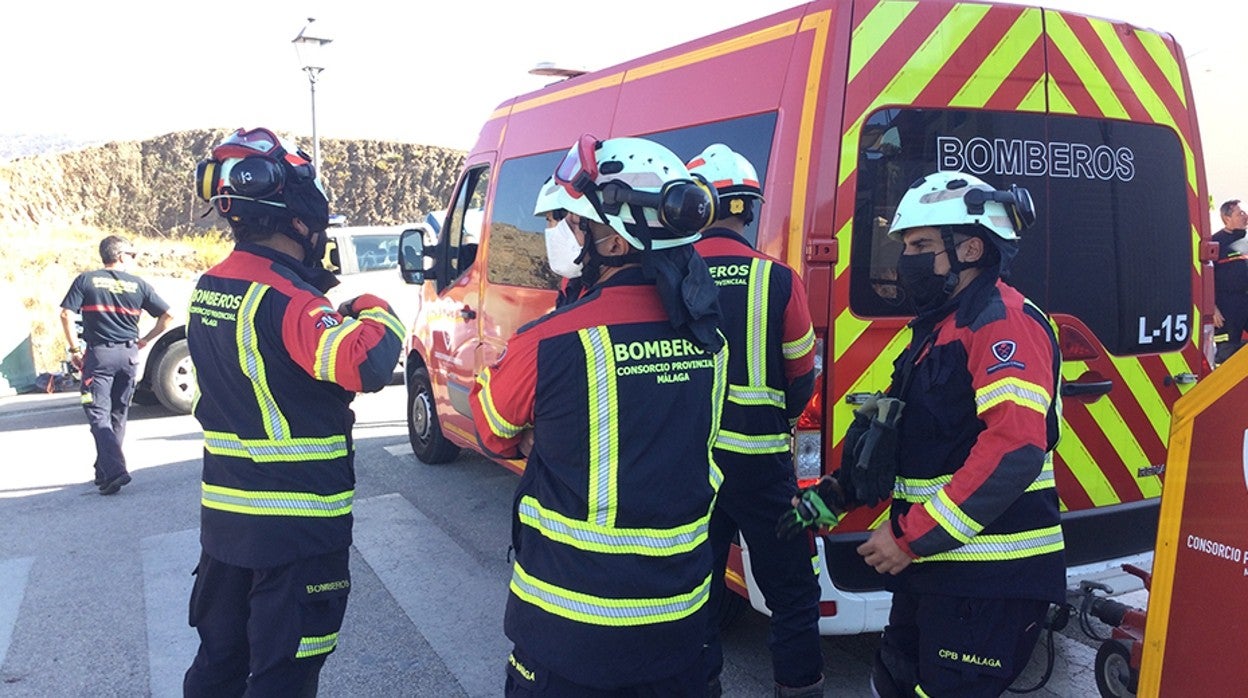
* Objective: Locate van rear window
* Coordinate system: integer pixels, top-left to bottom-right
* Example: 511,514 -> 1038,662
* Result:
849,109 -> 1192,356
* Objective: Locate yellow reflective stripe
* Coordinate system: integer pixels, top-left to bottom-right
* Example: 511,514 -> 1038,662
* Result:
237,284 -> 289,439
709,342 -> 728,491
510,563 -> 710,627
517,496 -> 708,556
810,553 -> 821,577
894,474 -> 953,503
1025,455 -> 1057,493
1046,13 -> 1129,119
580,326 -> 619,528
745,259 -> 772,387
201,483 -> 353,517
975,376 -> 1051,416
916,686 -> 933,698
295,632 -> 338,658
727,384 -> 785,408
357,305 -> 405,340
474,368 -> 529,439
783,326 -> 815,361
714,429 -> 791,454
949,7 -> 1042,109
917,525 -> 1064,563
314,319 -> 364,383
203,430 -> 348,463
924,489 -> 982,544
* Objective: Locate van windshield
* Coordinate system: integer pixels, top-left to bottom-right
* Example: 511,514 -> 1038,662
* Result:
849,108 -> 1192,356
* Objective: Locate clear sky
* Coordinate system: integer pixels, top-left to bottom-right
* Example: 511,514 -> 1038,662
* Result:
1,0 -> 1241,217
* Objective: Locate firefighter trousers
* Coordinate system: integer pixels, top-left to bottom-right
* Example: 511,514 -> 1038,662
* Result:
80,342 -> 138,483
183,549 -> 350,698
705,470 -> 823,689
874,590 -> 1048,697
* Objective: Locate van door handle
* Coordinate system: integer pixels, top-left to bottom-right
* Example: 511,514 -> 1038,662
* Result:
459,306 -> 477,320
1060,379 -> 1113,397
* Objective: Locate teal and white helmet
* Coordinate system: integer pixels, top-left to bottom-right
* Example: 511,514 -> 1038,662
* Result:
533,135 -> 716,250
887,171 -> 1035,241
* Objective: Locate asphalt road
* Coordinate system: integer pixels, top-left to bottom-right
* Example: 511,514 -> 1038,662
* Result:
0,385 -> 1117,696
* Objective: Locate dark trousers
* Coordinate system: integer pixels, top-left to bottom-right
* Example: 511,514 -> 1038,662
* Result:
183,549 -> 351,698
875,590 -> 1048,697
80,343 -> 138,483
705,470 -> 823,689
505,645 -> 705,697
1216,295 -> 1248,364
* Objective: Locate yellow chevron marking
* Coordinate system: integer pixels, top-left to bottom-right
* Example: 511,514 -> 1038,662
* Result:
848,1 -> 918,83
1047,79 -> 1076,115
1136,29 -> 1186,108
1090,20 -> 1174,126
1019,75 -> 1047,112
1159,349 -> 1197,396
1062,363 -> 1158,499
1053,420 -> 1120,507
833,218 -> 854,276
949,8 -> 1042,109
880,4 -> 992,113
1045,13 -> 1128,119
1107,355 -> 1170,446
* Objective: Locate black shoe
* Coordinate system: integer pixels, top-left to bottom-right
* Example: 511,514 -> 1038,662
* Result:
93,478 -> 105,487
99,473 -> 132,496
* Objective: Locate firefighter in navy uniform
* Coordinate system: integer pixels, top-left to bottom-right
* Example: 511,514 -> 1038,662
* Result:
471,135 -> 727,697
59,235 -> 174,494
685,145 -> 823,697
183,127 -> 403,697
779,172 -> 1063,697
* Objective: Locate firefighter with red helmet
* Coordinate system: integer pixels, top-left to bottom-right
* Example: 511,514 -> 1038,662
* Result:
183,127 -> 403,695
686,144 -> 823,697
472,135 -> 728,695
779,171 -> 1063,697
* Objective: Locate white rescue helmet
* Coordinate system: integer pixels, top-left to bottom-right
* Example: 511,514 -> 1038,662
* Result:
533,135 -> 717,250
887,171 -> 1035,241
687,144 -> 763,199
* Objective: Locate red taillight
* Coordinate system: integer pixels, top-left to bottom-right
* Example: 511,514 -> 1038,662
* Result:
797,382 -> 823,430
818,601 -> 838,617
1058,322 -> 1100,361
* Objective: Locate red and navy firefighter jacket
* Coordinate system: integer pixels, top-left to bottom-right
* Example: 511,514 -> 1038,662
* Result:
470,266 -> 729,688
695,229 -> 816,480
887,274 -> 1064,603
187,243 -> 403,569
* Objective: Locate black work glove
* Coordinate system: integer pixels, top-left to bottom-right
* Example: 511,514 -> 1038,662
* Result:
776,478 -> 845,540
337,296 -> 362,318
850,396 -> 903,507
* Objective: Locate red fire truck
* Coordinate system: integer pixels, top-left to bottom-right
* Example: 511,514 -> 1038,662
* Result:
397,0 -> 1213,634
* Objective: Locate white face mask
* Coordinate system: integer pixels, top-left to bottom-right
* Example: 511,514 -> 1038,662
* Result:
544,218 -> 584,278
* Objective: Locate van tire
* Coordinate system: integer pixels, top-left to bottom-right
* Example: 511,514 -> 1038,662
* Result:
152,339 -> 195,415
408,368 -> 460,464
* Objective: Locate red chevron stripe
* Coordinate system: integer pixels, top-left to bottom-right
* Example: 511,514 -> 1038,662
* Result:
1052,454 -> 1095,510
1060,15 -> 1151,122
1043,39 -> 1103,116
1058,399 -> 1147,502
982,36 -> 1046,111
911,4 -> 1023,106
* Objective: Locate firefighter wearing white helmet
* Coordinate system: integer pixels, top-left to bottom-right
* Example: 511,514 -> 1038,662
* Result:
473,135 -> 728,696
688,144 -> 824,697
782,171 -> 1064,696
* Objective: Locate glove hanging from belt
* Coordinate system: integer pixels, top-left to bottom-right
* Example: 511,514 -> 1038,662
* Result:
845,393 -> 904,508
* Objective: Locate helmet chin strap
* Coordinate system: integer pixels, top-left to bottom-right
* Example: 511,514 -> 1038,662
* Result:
938,227 -> 965,297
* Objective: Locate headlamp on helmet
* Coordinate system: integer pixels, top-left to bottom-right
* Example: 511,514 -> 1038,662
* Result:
887,171 -> 1035,242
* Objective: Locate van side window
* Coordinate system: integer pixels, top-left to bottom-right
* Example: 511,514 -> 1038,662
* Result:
440,166 -> 490,291
850,108 -> 1192,356
487,153 -> 565,290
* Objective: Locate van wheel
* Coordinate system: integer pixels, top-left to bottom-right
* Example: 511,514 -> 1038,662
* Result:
408,368 -> 460,464
152,339 -> 195,415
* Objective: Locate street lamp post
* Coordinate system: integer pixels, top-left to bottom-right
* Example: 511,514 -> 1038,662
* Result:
292,17 -> 333,173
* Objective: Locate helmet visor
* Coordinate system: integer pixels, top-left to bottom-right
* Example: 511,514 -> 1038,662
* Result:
213,127 -> 285,161
553,133 -> 601,199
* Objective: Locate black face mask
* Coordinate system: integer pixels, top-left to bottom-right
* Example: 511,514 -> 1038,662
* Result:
897,252 -> 952,313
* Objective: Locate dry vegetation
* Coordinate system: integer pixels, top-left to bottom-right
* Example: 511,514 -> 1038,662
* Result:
5,225 -> 233,374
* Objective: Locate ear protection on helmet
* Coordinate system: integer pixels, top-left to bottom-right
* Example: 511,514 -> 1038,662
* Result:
195,155 -> 312,204
964,184 -> 1036,233
599,178 -> 717,234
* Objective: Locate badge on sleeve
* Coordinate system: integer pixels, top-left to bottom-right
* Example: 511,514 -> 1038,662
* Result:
987,339 -> 1026,373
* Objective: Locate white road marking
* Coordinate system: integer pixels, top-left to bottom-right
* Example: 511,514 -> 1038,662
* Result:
0,557 -> 34,666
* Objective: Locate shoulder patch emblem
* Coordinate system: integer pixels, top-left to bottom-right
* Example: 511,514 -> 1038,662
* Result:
987,339 -> 1026,373
315,314 -> 341,330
